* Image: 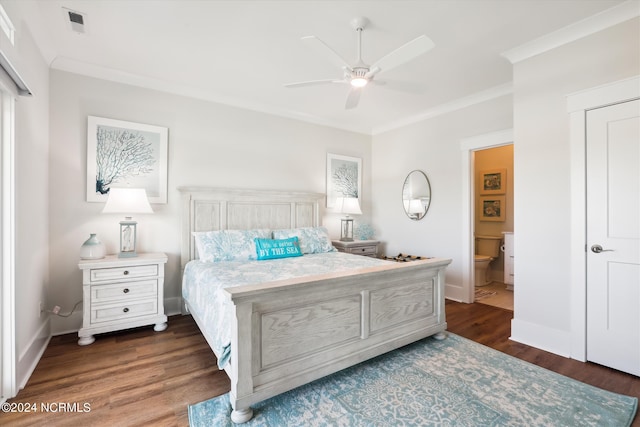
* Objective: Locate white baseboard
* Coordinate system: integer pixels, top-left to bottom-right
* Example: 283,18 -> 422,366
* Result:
510,318 -> 572,358
164,296 -> 183,316
445,282 -> 468,303
50,311 -> 83,336
17,318 -> 51,390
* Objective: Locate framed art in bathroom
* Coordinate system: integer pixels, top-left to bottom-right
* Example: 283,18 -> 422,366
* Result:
479,196 -> 505,222
479,168 -> 506,195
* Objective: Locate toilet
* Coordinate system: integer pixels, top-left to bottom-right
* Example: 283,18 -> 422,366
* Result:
474,235 -> 503,287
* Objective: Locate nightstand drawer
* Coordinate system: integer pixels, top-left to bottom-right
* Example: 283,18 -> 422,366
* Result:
91,298 -> 158,324
91,279 -> 158,303
332,240 -> 380,258
348,246 -> 377,256
90,264 -> 158,282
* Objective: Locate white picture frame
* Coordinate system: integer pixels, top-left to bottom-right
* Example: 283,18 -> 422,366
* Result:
326,153 -> 362,208
86,116 -> 168,204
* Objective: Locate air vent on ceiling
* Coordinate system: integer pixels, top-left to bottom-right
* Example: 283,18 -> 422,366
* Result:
63,7 -> 87,34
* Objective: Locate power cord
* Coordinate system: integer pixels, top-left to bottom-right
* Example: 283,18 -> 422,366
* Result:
47,300 -> 82,318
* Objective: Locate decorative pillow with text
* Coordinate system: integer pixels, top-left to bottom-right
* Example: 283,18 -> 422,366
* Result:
254,237 -> 303,260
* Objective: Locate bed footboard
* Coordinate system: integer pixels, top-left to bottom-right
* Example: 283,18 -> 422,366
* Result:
224,257 -> 451,422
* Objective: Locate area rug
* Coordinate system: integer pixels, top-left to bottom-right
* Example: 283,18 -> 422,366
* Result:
188,334 -> 637,426
475,288 -> 497,300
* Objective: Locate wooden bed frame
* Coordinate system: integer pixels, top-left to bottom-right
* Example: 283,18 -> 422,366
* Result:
179,187 -> 451,423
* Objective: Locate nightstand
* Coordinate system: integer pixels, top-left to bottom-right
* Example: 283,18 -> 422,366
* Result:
77,252 -> 168,346
332,240 -> 380,257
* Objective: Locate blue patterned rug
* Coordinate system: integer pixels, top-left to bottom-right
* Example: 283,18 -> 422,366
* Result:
188,333 -> 637,426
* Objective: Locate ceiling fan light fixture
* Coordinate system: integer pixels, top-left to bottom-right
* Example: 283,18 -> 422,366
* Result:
350,66 -> 369,87
350,77 -> 368,88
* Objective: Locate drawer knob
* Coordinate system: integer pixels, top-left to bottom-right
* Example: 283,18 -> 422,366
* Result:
361,248 -> 365,252
123,288 -> 130,294
123,307 -> 129,313
123,270 -> 129,276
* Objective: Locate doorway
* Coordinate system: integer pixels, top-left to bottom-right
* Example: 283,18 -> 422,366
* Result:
585,99 -> 639,375
473,145 -> 514,311
459,129 -> 513,305
567,76 -> 640,364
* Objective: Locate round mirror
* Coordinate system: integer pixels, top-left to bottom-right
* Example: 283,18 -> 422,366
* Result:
402,170 -> 431,220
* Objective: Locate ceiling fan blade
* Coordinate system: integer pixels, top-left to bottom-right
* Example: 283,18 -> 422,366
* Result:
284,79 -> 345,88
345,87 -> 361,110
371,35 -> 434,74
301,36 -> 352,70
364,66 -> 381,79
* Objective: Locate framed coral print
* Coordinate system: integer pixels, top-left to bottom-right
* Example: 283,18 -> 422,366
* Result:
479,196 -> 505,222
326,153 -> 361,208
86,116 -> 168,203
480,168 -> 506,195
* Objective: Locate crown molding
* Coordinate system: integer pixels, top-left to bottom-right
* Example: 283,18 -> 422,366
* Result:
371,83 -> 513,136
50,56 -> 371,136
501,0 -> 640,64
52,54 -> 513,137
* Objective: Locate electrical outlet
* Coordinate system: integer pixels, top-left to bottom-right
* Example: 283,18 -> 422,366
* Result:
39,301 -> 44,317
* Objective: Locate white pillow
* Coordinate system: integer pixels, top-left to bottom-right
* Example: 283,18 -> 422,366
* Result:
193,229 -> 272,262
272,226 -> 336,254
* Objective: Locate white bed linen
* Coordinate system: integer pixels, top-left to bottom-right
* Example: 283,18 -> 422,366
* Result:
182,251 -> 391,368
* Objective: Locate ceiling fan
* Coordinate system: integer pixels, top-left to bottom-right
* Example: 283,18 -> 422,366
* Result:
284,17 -> 435,109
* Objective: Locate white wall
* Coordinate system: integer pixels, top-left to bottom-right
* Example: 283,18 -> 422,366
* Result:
371,95 -> 513,289
511,17 -> 639,355
48,70 -> 372,334
1,1 -> 51,389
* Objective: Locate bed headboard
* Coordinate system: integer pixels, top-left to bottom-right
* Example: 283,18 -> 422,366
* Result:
178,187 -> 325,268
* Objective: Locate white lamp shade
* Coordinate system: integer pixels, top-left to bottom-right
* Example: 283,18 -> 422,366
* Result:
339,197 -> 362,215
102,188 -> 153,214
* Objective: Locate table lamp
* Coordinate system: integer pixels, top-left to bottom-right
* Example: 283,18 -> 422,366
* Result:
339,197 -> 362,242
102,188 -> 153,257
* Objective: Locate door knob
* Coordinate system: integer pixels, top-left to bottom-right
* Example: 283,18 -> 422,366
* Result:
591,244 -> 614,253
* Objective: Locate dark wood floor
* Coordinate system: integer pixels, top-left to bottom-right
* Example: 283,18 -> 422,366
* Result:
2,301 -> 638,426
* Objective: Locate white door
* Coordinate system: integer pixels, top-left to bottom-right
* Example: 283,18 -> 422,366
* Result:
586,99 -> 640,376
